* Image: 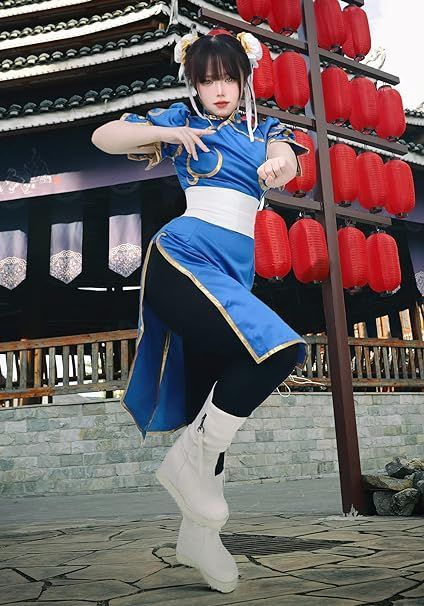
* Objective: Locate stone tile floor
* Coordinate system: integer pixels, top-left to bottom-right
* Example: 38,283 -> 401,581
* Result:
0,513 -> 423,605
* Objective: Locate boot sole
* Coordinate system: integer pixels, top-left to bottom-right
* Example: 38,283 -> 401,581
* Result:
176,551 -> 238,593
155,469 -> 228,530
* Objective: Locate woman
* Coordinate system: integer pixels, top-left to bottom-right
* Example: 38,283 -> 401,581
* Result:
92,31 -> 309,593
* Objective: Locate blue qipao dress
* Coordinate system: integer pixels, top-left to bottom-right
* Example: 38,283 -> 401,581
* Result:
119,102 -> 309,439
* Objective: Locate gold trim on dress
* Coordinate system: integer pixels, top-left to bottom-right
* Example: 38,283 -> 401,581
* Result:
186,147 -> 223,185
119,113 -> 163,170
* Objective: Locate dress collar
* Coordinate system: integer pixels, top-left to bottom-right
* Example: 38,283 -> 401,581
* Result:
204,109 -> 243,123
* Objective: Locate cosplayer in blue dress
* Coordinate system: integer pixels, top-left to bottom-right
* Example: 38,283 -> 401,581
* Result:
120,102 -> 309,438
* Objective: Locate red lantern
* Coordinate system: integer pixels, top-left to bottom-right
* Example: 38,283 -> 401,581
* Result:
289,217 -> 329,283
285,131 -> 316,196
342,6 -> 371,61
314,0 -> 347,52
274,51 -> 310,112
236,0 -> 269,24
253,43 -> 274,100
322,66 -> 351,126
338,226 -> 367,292
268,0 -> 302,35
367,232 -> 402,294
376,85 -> 406,141
329,144 -> 358,207
349,76 -> 378,134
384,160 -> 416,218
357,152 -> 386,213
254,209 -> 291,279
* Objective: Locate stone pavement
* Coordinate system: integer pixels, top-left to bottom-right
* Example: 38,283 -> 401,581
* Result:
1,507 -> 424,605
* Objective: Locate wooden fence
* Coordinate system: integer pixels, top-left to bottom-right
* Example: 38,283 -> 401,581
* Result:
1,331 -> 423,405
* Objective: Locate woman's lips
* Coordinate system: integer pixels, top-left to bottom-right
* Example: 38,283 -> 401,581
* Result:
215,102 -> 229,107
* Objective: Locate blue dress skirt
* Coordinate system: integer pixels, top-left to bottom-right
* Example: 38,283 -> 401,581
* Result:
121,215 -> 307,439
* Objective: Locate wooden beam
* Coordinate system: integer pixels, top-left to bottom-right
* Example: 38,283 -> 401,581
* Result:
303,0 -> 367,514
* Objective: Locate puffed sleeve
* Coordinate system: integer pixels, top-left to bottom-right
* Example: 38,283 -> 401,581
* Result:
120,102 -> 191,169
266,120 -> 310,177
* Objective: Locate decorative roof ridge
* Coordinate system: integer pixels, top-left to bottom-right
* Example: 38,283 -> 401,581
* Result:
0,74 -> 183,122
0,1 -> 169,50
0,81 -> 188,134
0,25 -> 181,77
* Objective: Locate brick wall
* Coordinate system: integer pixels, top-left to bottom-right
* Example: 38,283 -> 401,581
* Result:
0,393 -> 423,497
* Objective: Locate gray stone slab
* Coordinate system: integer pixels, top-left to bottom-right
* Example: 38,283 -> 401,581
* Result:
400,584 -> 424,598
0,552 -> 92,568
311,546 -> 375,557
290,565 -> 398,585
0,569 -> 28,586
307,577 -> 417,602
41,580 -> 140,601
0,582 -> 43,605
3,540 -> 130,553
296,530 -> 383,542
236,598 -> 365,606
350,536 -> 424,551
66,548 -> 161,566
66,561 -> 167,582
10,566 -> 88,581
255,552 -> 349,572
396,600 -> 424,606
111,575 -> 334,605
335,551 -> 424,569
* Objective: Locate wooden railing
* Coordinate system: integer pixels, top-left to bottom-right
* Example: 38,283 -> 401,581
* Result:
0,331 -> 423,405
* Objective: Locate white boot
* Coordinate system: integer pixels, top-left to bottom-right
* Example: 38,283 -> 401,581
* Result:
156,382 -> 247,529
176,511 -> 238,593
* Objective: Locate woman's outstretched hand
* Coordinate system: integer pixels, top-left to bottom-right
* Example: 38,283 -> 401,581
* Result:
257,157 -> 297,189
159,126 -> 216,161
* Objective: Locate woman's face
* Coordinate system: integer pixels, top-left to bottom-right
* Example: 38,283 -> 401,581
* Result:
196,62 -> 241,118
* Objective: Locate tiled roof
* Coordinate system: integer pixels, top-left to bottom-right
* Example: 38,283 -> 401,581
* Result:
0,74 -> 182,120
0,1 -> 171,50
0,0 -> 90,17
1,25 -> 180,75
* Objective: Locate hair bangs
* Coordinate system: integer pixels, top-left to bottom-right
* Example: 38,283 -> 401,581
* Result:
184,34 -> 251,90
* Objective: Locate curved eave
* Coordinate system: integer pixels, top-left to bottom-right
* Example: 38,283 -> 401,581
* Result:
406,115 -> 424,128
0,0 -> 91,19
0,1 -> 170,51
1,32 -> 179,82
0,85 -> 187,133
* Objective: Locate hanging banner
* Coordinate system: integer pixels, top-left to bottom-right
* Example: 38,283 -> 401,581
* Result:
0,200 -> 28,290
108,191 -> 142,277
49,195 -> 83,284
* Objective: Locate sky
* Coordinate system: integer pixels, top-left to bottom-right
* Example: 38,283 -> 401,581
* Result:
364,0 -> 424,109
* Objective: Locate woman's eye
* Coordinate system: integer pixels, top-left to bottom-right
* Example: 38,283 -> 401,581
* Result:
226,77 -> 233,82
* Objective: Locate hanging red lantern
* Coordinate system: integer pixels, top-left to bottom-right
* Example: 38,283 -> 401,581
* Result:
268,0 -> 302,35
314,0 -> 347,52
367,231 -> 402,294
329,144 -> 358,207
253,43 -> 274,100
236,0 -> 269,25
285,131 -> 316,196
289,217 -> 329,284
342,6 -> 371,61
338,226 -> 367,293
357,152 -> 386,213
376,85 -> 406,141
322,66 -> 351,126
274,51 -> 310,112
384,160 -> 416,218
349,76 -> 378,134
254,208 -> 291,279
